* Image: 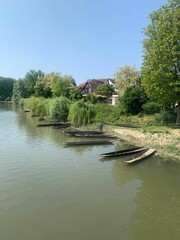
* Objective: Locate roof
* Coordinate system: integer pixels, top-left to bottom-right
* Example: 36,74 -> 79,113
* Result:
79,78 -> 114,90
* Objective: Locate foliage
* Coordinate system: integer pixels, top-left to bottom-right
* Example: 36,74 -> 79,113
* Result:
84,93 -> 97,103
114,65 -> 141,96
94,84 -> 114,97
23,70 -> 44,97
120,86 -> 147,115
12,79 -> 27,104
154,111 -> 176,125
142,101 -> 162,114
24,97 -> 50,116
68,100 -> 95,126
68,86 -> 83,101
0,77 -> 15,100
34,75 -> 52,98
51,73 -> 76,98
141,0 -> 180,123
49,96 -> 70,121
92,103 -> 121,122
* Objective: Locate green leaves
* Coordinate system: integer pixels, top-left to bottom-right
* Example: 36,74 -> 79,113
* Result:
142,0 -> 180,106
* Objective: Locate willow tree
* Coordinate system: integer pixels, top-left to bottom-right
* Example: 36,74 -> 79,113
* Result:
141,0 -> 180,124
68,100 -> 94,127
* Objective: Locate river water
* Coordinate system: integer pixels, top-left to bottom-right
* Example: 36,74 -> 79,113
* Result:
0,102 -> 180,240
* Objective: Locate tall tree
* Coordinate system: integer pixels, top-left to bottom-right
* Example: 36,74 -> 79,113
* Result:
141,0 -> 180,124
114,65 -> 141,96
23,70 -> 44,97
51,73 -> 76,98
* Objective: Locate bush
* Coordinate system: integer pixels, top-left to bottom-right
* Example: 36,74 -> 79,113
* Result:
68,100 -> 95,126
24,97 -> 50,116
154,111 -> 176,125
142,101 -> 161,114
92,103 -> 121,122
49,96 -> 70,121
120,86 -> 147,115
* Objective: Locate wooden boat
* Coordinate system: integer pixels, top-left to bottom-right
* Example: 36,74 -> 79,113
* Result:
37,123 -> 71,127
64,130 -> 105,135
125,148 -> 156,164
74,134 -> 117,139
64,140 -> 113,146
101,146 -> 148,157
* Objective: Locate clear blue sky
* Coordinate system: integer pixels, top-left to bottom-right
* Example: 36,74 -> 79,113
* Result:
0,0 -> 168,84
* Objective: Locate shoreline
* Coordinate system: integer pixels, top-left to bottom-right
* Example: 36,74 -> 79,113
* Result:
112,127 -> 180,162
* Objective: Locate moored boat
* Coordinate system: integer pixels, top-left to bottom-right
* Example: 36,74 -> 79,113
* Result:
125,148 -> 156,164
64,130 -> 105,135
64,140 -> 113,146
37,123 -> 71,127
101,146 -> 147,157
74,134 -> 117,139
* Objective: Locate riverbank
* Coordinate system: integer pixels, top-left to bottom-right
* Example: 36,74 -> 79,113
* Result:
112,126 -> 180,162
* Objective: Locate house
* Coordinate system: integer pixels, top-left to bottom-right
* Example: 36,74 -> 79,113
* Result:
79,78 -> 115,95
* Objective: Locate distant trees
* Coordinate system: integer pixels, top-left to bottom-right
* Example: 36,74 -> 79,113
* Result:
0,77 -> 15,100
11,70 -> 78,103
141,0 -> 180,124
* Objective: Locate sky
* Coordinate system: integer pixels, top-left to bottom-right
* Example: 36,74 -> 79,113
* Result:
0,0 -> 168,85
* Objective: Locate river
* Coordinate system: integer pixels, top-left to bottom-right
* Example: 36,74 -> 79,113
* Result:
0,102 -> 180,240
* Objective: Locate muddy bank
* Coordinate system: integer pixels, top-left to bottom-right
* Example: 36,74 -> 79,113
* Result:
113,128 -> 180,162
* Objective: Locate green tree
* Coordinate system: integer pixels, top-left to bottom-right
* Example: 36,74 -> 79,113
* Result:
34,75 -> 52,98
120,86 -> 147,115
12,79 -> 27,104
68,100 -> 94,126
114,65 -> 141,96
94,83 -> 114,97
0,77 -> 15,100
51,73 -> 76,98
69,86 -> 83,101
49,96 -> 70,121
23,70 -> 44,97
141,0 -> 180,124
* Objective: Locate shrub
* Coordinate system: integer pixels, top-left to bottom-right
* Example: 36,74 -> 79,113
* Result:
142,101 -> 161,114
92,103 -> 121,122
49,96 -> 70,121
24,97 -> 50,116
120,86 -> 147,115
154,111 -> 176,125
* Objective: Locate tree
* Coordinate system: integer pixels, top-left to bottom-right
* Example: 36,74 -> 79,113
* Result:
12,79 -> 27,104
34,75 -> 52,98
23,70 -> 44,97
68,86 -> 83,101
94,83 -> 114,97
68,100 -> 94,126
0,77 -> 15,100
114,65 -> 141,96
141,0 -> 180,124
49,96 -> 70,121
51,73 -> 76,98
120,86 -> 147,115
